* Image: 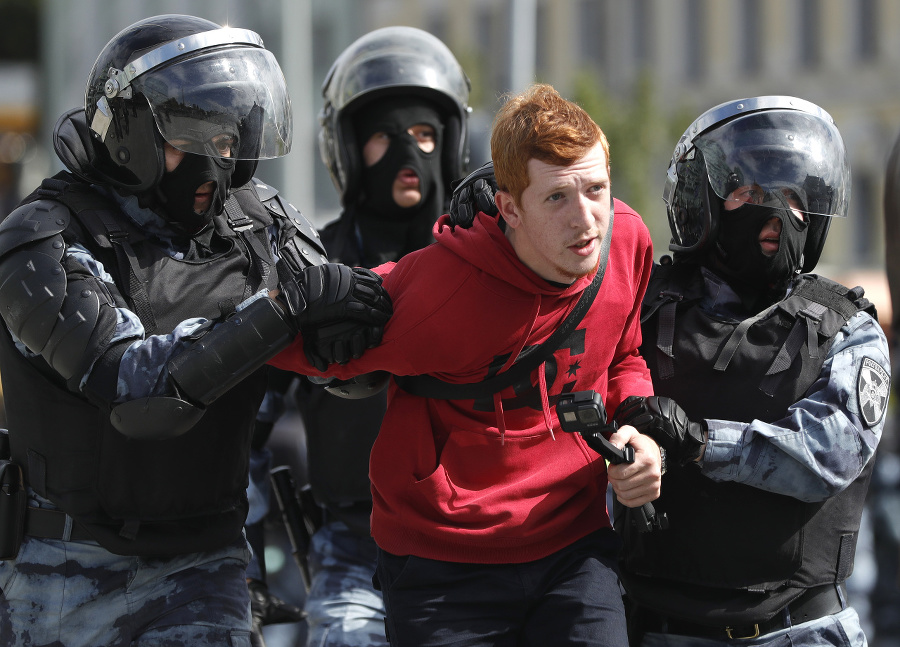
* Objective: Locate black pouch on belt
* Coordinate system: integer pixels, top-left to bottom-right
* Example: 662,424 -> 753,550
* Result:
0,429 -> 26,560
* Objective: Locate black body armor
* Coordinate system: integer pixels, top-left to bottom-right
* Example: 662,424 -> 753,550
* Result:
0,173 -> 325,555
621,262 -> 875,624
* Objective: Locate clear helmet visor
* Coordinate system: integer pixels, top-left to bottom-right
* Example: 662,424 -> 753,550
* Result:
695,109 -> 849,219
135,47 -> 292,160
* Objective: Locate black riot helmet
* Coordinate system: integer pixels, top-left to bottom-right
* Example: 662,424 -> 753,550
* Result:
319,26 -> 471,207
84,14 -> 292,195
663,96 -> 849,272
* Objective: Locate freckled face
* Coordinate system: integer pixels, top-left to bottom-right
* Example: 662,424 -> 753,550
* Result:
495,142 -> 611,284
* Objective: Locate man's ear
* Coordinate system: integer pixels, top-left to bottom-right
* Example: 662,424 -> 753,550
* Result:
495,190 -> 522,229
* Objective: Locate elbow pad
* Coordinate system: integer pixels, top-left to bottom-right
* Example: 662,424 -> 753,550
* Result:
0,200 -> 118,381
167,297 -> 295,407
109,396 -> 206,440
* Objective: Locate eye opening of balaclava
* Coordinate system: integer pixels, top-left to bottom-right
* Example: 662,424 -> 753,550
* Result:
712,188 -> 809,298
350,95 -> 447,265
154,147 -> 236,235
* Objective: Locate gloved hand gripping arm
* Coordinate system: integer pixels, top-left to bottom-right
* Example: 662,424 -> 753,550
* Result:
275,262 -> 392,371
161,263 -> 392,432
0,200 -> 391,439
614,395 -> 707,466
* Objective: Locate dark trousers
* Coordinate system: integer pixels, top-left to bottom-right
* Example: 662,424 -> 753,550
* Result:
375,529 -> 627,647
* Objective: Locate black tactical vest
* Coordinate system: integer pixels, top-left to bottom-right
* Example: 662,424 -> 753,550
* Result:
0,173 -> 326,556
621,261 -> 875,619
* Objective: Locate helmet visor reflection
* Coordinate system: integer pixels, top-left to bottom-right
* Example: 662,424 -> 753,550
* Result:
136,47 -> 292,160
695,110 -> 849,218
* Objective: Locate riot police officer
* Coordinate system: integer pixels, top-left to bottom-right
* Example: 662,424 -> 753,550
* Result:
294,26 -> 471,646
614,97 -> 889,646
0,15 -> 390,647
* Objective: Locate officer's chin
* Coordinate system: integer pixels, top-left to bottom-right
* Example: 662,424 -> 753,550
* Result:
170,205 -> 215,235
392,185 -> 423,209
193,196 -> 214,216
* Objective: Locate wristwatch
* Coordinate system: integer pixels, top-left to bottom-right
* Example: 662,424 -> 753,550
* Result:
658,445 -> 667,476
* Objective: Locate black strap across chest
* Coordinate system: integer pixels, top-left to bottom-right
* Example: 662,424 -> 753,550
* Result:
394,209 -> 614,400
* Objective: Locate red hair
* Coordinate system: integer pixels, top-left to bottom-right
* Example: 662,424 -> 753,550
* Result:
491,84 -> 609,204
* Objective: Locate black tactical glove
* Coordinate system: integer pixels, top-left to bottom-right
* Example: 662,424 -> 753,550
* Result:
448,160 -> 499,228
278,262 -> 392,371
248,578 -> 305,628
614,395 -> 706,466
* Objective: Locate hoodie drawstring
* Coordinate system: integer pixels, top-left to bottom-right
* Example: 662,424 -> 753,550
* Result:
493,392 -> 507,445
491,294 -> 560,444
537,363 -> 555,440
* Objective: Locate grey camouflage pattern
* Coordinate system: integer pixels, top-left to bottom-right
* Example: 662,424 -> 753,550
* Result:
702,307 -> 889,502
0,533 -> 254,646
304,521 -> 387,647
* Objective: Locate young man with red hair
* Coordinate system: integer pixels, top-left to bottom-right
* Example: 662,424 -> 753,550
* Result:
272,83 -> 661,646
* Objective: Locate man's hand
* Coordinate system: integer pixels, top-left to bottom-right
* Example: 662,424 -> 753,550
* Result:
605,424 -> 662,508
278,263 -> 393,370
448,161 -> 499,228
614,395 -> 706,466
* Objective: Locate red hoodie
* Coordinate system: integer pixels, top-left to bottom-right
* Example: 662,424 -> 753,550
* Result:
270,198 -> 654,564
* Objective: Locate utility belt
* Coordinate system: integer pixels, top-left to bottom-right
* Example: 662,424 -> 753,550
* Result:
632,583 -> 845,641
0,428 -> 95,560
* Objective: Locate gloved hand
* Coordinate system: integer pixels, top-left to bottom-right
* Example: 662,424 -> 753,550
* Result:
278,262 -> 392,370
614,395 -> 706,466
303,319 -> 387,371
248,578 -> 305,627
448,160 -> 499,228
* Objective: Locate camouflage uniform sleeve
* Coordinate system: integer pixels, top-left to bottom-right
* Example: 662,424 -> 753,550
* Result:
66,242 -> 267,402
65,242 -> 145,349
700,311 -> 889,502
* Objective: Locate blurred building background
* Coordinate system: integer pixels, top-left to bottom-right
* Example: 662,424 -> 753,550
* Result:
2,0 -> 898,283
3,1 -> 900,645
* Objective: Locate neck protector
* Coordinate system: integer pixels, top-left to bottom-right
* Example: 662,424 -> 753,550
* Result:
155,151 -> 234,234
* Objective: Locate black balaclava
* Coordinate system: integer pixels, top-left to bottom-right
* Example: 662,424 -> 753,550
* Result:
352,96 -> 445,265
155,151 -> 235,235
712,190 -> 809,308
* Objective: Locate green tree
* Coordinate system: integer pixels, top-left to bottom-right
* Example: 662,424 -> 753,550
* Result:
572,70 -> 693,253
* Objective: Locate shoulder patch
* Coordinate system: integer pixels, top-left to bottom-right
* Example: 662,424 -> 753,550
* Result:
858,357 -> 890,427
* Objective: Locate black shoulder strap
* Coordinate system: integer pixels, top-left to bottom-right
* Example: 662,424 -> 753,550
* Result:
714,274 -> 870,377
394,208 -> 614,400
793,274 -> 876,321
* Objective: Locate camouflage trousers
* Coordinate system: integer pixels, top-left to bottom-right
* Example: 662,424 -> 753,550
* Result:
305,520 -> 388,647
0,531 -> 253,646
